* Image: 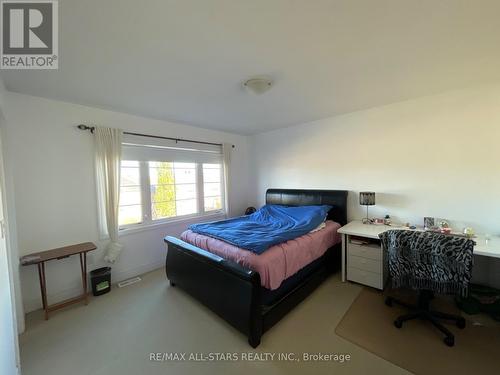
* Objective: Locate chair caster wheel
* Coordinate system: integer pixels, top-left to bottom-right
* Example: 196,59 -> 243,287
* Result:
456,318 -> 466,329
394,319 -> 403,328
169,281 -> 176,287
385,297 -> 393,307
444,336 -> 455,347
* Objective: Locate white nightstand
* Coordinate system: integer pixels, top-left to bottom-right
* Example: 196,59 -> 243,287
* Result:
337,221 -> 389,290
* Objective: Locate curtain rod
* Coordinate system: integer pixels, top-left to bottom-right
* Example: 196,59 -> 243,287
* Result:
77,124 -> 235,148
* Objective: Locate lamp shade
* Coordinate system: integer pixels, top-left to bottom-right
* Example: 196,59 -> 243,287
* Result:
359,192 -> 376,206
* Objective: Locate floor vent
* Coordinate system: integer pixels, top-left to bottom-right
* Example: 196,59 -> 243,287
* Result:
117,277 -> 142,288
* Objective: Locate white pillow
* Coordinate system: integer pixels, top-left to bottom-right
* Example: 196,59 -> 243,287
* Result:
310,222 -> 326,233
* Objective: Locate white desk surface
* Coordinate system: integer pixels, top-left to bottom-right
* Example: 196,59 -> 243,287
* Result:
338,220 -> 500,259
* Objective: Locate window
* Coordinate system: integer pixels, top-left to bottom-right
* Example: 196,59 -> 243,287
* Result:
118,139 -> 226,229
203,163 -> 222,212
149,162 -> 197,219
118,161 -> 142,226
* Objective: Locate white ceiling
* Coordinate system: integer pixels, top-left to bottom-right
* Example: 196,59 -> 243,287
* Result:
3,0 -> 500,135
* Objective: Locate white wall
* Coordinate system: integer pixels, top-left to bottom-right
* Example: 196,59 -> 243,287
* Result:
250,83 -> 500,287
0,76 -> 22,373
0,207 -> 19,373
0,96 -> 20,373
1,92 -> 251,313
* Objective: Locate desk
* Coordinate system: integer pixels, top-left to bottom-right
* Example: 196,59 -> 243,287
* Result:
20,242 -> 97,320
472,236 -> 500,259
338,221 -> 388,289
338,221 -> 500,288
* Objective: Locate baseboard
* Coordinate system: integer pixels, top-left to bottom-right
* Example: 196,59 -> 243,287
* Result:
23,260 -> 165,313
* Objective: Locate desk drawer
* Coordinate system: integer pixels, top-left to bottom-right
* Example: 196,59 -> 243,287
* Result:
348,255 -> 381,274
348,242 -> 382,261
347,267 -> 382,289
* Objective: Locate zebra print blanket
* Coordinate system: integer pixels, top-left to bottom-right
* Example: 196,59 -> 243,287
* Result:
379,230 -> 474,297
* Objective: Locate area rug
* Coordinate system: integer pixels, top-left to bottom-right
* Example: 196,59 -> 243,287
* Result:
335,288 -> 500,375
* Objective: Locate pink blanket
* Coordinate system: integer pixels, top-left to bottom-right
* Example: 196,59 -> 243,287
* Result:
180,220 -> 341,290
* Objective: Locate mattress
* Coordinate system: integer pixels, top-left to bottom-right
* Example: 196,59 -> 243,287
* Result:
180,220 -> 341,290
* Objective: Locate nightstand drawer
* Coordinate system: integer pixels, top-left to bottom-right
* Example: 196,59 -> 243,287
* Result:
348,243 -> 382,261
347,267 -> 382,289
348,255 -> 381,274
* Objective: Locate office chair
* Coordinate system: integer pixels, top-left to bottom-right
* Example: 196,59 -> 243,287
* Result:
379,230 -> 474,347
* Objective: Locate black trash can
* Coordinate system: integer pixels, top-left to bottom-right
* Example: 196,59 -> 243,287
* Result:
90,267 -> 111,296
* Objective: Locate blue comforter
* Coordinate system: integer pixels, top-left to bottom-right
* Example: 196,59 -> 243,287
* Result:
189,204 -> 332,254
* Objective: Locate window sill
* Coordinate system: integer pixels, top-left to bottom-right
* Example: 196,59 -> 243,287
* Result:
116,212 -> 227,238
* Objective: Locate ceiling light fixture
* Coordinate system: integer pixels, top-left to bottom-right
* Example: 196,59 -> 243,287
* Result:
243,77 -> 273,95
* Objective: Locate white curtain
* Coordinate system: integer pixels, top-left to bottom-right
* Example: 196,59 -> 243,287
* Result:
95,127 -> 123,263
222,143 -> 231,217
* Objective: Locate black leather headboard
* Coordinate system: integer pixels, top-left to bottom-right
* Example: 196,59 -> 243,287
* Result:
266,189 -> 348,226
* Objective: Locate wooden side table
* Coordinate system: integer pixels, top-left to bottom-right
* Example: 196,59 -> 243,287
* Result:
20,242 -> 97,320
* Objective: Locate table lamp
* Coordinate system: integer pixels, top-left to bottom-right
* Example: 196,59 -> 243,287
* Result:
359,192 -> 376,224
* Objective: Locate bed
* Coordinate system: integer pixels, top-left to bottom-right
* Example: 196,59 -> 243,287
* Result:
163,188 -> 348,347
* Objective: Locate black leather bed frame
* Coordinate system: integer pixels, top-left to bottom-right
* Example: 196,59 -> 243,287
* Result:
163,188 -> 348,347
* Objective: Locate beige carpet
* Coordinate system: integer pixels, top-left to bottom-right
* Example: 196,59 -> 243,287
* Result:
335,288 -> 500,375
20,269 -> 410,375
